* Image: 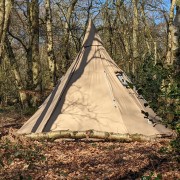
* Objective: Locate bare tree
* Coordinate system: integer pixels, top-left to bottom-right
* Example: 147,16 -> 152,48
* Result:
45,0 -> 56,88
140,1 -> 157,64
55,0 -> 78,70
166,0 -> 180,71
9,0 -> 41,106
63,0 -> 78,66
4,36 -> 28,107
30,0 -> 41,91
103,1 -> 114,57
132,0 -> 139,75
173,2 -> 180,71
0,0 -> 13,61
27,0 -> 41,106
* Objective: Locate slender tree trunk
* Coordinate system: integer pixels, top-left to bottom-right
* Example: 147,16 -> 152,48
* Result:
103,1 -> 113,57
26,0 -> 41,106
31,0 -> 41,91
166,0 -> 177,65
82,0 -> 92,44
0,0 -> 13,61
0,0 -> 5,44
161,1 -> 180,115
141,1 -> 157,64
45,0 -> 56,88
64,0 -> 78,63
0,0 -> 29,108
4,37 -> 28,108
154,42 -> 157,65
26,0 -> 33,88
141,2 -> 152,53
116,1 -> 130,72
107,16 -> 113,57
132,0 -> 139,75
171,3 -> 180,71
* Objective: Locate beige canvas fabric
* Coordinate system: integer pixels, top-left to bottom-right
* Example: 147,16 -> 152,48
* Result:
18,20 -> 171,136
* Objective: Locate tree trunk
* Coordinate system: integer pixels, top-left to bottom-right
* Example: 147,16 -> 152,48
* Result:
171,4 -> 180,71
132,0 -> 139,75
115,1 -> 130,72
0,0 -> 30,108
31,0 -> 41,91
0,0 -> 13,61
4,37 -> 28,108
141,1 -> 157,64
0,0 -> 5,44
64,0 -> 78,64
24,130 -> 173,142
107,15 -> 113,57
26,0 -> 33,88
45,0 -> 56,88
26,0 -> 41,106
166,0 -> 177,65
154,42 -> 157,65
103,2 -> 113,57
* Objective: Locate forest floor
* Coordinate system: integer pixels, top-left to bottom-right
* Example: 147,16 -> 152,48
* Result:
0,107 -> 179,180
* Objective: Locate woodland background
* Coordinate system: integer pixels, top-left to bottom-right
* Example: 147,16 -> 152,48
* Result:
0,0 -> 180,179
0,0 -> 179,134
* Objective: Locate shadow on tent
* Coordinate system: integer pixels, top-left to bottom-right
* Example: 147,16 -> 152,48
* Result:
31,23 -> 102,132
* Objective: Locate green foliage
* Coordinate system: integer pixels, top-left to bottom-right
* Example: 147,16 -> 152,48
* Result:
135,54 -> 166,111
22,107 -> 37,116
135,54 -> 179,131
158,146 -> 169,154
170,137 -> 180,162
0,139 -> 46,168
133,53 -> 180,158
141,172 -> 162,180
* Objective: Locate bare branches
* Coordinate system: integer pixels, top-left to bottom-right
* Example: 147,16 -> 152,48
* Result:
8,30 -> 28,51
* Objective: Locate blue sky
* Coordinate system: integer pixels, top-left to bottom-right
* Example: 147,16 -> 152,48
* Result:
163,0 -> 171,10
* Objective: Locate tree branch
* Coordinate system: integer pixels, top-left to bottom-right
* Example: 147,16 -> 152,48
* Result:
8,30 -> 28,51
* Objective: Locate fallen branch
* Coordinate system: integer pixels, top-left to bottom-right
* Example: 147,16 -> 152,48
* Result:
23,130 -> 173,142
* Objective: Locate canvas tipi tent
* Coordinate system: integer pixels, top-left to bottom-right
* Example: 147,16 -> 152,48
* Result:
18,20 -> 172,140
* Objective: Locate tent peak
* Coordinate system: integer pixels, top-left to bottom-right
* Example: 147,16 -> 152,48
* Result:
82,19 -> 102,47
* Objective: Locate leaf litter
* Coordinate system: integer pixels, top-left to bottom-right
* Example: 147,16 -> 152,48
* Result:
0,112 -> 179,180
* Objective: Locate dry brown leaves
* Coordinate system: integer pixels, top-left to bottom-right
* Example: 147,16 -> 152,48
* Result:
0,112 -> 179,180
0,133 -> 179,180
